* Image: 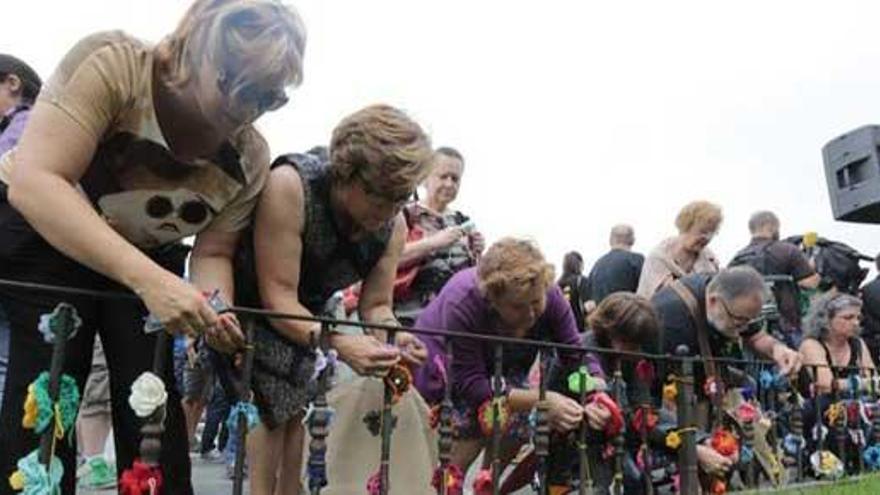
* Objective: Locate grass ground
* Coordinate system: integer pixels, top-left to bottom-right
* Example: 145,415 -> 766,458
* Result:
772,475 -> 880,495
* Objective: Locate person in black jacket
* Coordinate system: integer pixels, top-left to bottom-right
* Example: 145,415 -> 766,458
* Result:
558,251 -> 590,332
584,224 -> 645,312
861,253 -> 880,362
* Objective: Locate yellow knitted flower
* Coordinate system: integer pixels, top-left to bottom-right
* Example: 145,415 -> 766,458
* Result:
663,383 -> 678,402
21,385 -> 38,430
666,431 -> 682,449
8,470 -> 23,490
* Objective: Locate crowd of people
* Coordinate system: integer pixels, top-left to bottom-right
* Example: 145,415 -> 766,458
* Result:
1,1 -> 880,494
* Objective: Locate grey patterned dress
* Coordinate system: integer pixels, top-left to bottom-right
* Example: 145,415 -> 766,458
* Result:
235,148 -> 392,428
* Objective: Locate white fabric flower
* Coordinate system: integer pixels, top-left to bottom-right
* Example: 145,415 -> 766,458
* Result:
128,372 -> 168,418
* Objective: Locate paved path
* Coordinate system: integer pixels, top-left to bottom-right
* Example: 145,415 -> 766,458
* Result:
80,455 -> 245,495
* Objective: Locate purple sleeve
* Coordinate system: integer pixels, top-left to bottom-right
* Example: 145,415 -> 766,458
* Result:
446,303 -> 494,406
0,110 -> 30,156
546,286 -> 605,378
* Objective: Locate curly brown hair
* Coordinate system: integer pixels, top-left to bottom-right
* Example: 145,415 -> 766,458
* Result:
329,104 -> 433,202
587,292 -> 659,348
478,238 -> 555,302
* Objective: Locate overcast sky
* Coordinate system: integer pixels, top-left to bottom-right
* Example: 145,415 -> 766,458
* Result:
6,1 -> 880,276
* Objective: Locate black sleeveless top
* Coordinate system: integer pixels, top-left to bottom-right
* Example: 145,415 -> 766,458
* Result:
235,148 -> 393,315
798,336 -> 863,396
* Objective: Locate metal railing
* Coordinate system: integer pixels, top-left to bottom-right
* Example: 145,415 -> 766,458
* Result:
0,278 -> 877,495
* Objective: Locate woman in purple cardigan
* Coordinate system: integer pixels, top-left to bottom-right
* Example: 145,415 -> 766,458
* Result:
414,237 -> 611,476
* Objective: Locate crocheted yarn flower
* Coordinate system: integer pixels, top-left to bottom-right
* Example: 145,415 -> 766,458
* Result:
635,360 -> 655,384
128,372 -> 167,418
665,431 -> 682,450
824,401 -> 846,427
8,449 -> 63,495
782,433 -> 806,456
736,402 -> 758,423
567,366 -> 599,394
120,459 -> 163,495
703,377 -> 722,398
810,450 -> 844,479
663,382 -> 678,402
365,470 -> 382,495
37,306 -> 81,344
591,392 -> 623,437
473,468 -> 493,495
430,464 -> 464,495
631,408 -> 659,433
21,372 -> 79,436
864,445 -> 880,470
710,479 -> 727,495
710,429 -> 738,457
226,401 -> 260,433
384,364 -> 413,404
477,398 -> 510,437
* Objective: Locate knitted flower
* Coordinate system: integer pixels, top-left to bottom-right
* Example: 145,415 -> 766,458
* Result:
128,372 -> 167,418
384,364 -> 413,404
782,433 -> 805,456
666,431 -> 682,450
810,450 -> 844,479
864,445 -> 880,471
477,398 -> 510,437
736,402 -> 758,423
226,401 -> 260,433
8,449 -> 63,495
119,459 -> 163,495
591,392 -> 623,437
663,382 -> 678,402
473,468 -> 493,495
567,366 -> 599,395
703,377 -> 722,398
710,429 -> 738,457
21,372 -> 79,436
366,470 -> 381,495
631,408 -> 659,433
430,464 -> 464,495
710,479 -> 727,495
635,360 -> 655,384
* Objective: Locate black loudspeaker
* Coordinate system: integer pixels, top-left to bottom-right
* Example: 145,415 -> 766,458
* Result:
822,125 -> 880,224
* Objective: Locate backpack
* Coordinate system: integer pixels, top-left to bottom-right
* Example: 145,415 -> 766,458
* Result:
782,235 -> 870,294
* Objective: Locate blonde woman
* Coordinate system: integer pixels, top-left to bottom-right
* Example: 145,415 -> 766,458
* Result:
637,200 -> 722,299
234,104 -> 433,495
0,1 -> 305,492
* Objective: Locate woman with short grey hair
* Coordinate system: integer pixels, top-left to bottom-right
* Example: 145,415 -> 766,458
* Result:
799,292 -> 875,394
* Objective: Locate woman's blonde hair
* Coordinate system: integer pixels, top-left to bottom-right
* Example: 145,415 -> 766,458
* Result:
158,0 -> 306,95
329,104 -> 433,202
675,200 -> 723,234
478,238 -> 555,301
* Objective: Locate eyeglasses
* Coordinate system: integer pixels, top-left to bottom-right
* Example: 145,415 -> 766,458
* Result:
145,195 -> 210,225
218,75 -> 289,119
718,297 -> 754,327
237,82 -> 289,114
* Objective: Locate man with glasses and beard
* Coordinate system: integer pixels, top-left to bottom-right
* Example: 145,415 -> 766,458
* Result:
646,266 -> 801,480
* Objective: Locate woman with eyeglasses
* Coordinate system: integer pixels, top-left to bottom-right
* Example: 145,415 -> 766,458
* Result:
637,200 -> 722,299
800,292 -> 875,394
798,292 -> 875,471
0,1 -> 305,492
233,104 -> 433,495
